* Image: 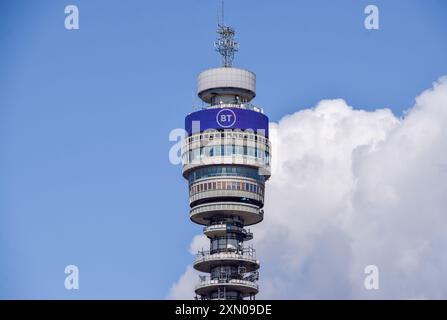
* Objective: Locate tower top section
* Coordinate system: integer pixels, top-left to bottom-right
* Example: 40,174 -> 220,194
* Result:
214,24 -> 239,68
197,67 -> 256,104
197,6 -> 256,106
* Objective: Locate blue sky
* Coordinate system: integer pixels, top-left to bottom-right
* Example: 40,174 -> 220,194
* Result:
0,0 -> 446,299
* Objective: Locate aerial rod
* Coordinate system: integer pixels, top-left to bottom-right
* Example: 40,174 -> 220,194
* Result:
214,0 -> 239,67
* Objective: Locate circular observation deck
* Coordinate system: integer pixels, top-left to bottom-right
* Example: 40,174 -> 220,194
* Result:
189,179 -> 265,208
198,68 -> 256,103
203,224 -> 253,240
195,279 -> 258,297
190,202 -> 263,226
193,251 -> 260,273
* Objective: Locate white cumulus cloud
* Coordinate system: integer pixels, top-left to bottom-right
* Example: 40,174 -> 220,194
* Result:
168,77 -> 447,299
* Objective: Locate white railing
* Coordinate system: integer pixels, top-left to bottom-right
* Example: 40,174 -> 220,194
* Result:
192,103 -> 264,114
203,224 -> 252,237
195,278 -> 258,291
196,247 -> 256,259
190,202 -> 261,216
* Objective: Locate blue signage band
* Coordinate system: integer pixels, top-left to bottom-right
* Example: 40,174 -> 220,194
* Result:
185,108 -> 269,137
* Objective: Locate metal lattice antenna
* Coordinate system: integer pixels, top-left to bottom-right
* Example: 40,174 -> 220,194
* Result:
214,1 -> 239,67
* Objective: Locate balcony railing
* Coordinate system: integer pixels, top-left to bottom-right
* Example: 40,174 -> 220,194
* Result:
192,103 -> 264,114
196,247 -> 256,259
191,202 -> 261,215
196,277 -> 259,290
203,224 -> 252,237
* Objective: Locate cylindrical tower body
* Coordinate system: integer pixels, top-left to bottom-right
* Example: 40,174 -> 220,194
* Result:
182,65 -> 271,300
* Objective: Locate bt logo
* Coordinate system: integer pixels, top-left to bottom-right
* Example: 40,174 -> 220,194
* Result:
216,109 -> 237,128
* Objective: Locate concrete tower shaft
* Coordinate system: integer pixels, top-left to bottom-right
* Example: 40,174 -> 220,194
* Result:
182,24 -> 271,300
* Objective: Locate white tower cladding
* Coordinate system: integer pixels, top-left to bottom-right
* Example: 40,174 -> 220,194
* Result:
182,24 -> 271,300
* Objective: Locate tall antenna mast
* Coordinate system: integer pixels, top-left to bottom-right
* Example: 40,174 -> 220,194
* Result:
214,1 -> 239,67
221,0 -> 224,25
